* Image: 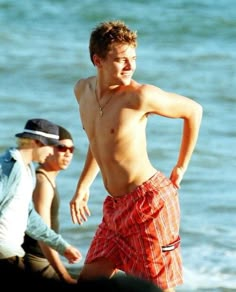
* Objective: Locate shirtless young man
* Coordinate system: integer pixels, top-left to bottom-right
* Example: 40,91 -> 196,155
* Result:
70,20 -> 203,292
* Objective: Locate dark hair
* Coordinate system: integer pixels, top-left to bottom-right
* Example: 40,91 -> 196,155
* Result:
58,125 -> 73,141
89,20 -> 137,65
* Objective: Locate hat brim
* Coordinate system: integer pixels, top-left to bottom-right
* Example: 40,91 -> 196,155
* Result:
15,132 -> 60,146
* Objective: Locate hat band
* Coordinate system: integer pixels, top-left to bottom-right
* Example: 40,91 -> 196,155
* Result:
24,129 -> 59,139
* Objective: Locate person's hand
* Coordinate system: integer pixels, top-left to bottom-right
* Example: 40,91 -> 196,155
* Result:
169,166 -> 186,189
64,245 -> 82,264
66,277 -> 77,284
70,191 -> 90,224
58,270 -> 77,284
61,274 -> 77,284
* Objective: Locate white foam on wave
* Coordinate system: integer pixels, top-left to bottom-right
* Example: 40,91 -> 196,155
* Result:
179,244 -> 236,291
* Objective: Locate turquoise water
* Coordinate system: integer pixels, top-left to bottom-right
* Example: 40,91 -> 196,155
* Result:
0,1 -> 236,291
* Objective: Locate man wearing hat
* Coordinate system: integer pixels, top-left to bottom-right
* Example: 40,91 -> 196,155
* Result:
0,118 -> 82,273
23,125 -> 77,283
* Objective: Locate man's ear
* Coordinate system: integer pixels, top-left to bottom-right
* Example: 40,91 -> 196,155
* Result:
33,140 -> 43,147
93,54 -> 102,68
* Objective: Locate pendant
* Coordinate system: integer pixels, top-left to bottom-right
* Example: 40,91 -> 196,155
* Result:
99,108 -> 103,117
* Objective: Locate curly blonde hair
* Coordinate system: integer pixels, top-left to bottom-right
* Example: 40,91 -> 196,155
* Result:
89,20 -> 137,65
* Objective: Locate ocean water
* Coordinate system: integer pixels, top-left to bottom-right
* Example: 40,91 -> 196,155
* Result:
0,0 -> 236,291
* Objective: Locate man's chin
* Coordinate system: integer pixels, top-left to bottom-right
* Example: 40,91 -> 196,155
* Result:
121,77 -> 132,85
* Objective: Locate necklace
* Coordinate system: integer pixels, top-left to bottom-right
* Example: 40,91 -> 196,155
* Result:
95,80 -> 113,117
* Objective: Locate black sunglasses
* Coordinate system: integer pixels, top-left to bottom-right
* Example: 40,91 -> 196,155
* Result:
57,144 -> 75,154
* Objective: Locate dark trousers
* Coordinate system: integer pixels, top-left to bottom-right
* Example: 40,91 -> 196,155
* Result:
0,256 -> 25,272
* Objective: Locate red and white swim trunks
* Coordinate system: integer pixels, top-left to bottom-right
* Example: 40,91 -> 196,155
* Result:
85,171 -> 183,290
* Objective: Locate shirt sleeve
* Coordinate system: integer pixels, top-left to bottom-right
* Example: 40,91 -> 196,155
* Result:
26,201 -> 69,255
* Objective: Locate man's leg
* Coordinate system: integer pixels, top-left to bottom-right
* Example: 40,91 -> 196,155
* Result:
78,257 -> 116,281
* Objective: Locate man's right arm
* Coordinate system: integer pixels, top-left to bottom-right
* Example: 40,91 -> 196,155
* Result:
70,146 -> 100,224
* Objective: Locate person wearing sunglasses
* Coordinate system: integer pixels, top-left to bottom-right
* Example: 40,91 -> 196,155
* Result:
0,119 -> 82,276
23,125 -> 76,283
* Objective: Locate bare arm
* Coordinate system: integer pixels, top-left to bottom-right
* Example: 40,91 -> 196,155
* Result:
34,176 -> 77,283
170,95 -> 202,188
70,146 -> 100,224
142,85 -> 203,187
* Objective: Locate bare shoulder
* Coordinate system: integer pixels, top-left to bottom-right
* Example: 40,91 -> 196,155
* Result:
74,76 -> 95,102
139,82 -> 164,96
129,80 -> 163,96
74,77 -> 92,90
139,82 -> 202,118
129,81 -> 164,105
33,173 -> 54,203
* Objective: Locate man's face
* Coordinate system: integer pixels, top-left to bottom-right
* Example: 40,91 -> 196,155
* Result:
100,43 -> 137,86
43,139 -> 74,171
33,142 -> 54,164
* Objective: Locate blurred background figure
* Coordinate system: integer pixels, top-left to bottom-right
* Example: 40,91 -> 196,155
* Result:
23,125 -> 77,283
0,119 -> 81,274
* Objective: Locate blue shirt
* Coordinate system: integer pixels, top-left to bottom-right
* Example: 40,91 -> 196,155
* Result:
0,147 -> 69,258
